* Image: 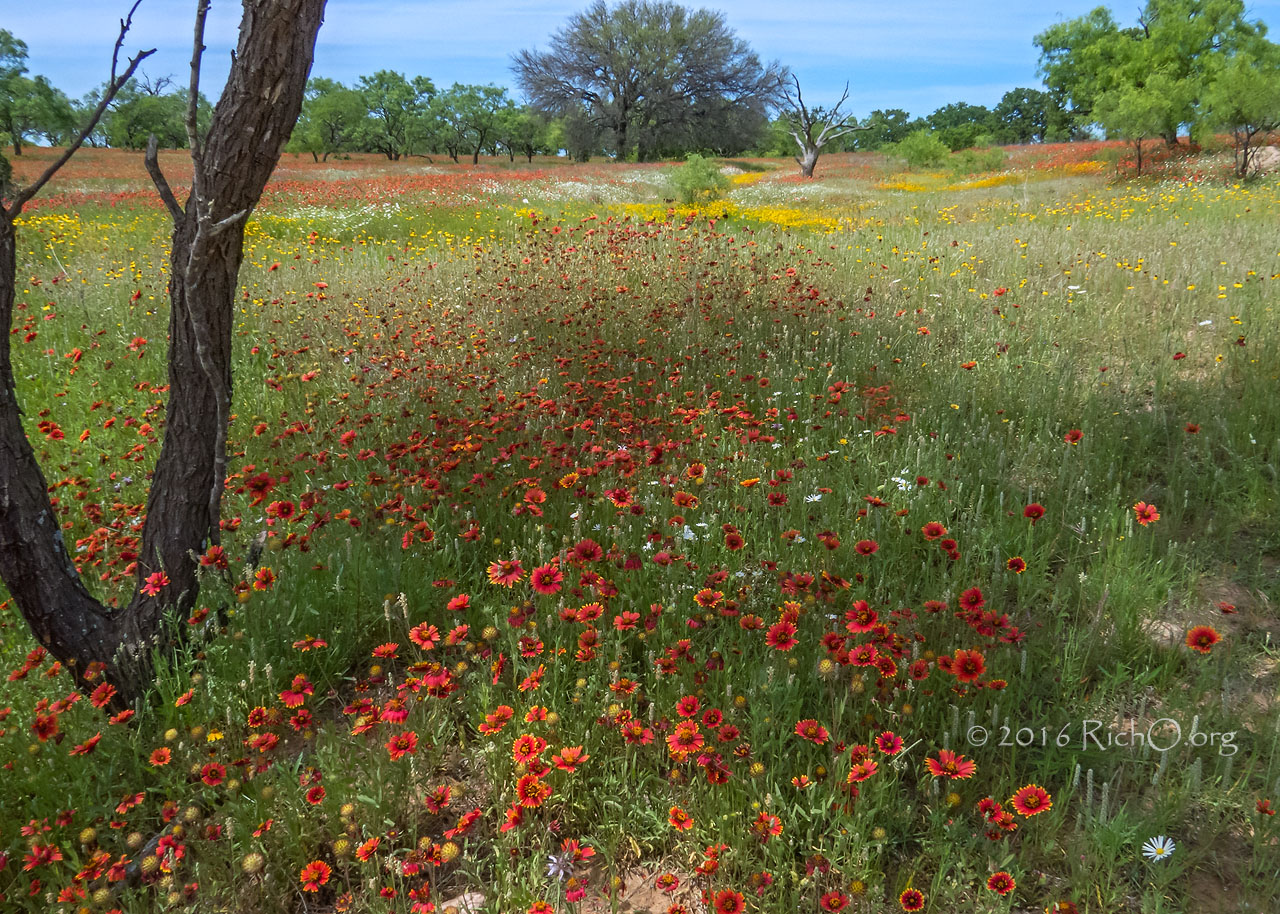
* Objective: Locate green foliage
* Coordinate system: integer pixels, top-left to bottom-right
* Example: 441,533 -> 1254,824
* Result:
928,102 -> 997,151
1202,43 -> 1280,176
950,145 -> 1006,175
288,77 -> 367,161
103,78 -> 211,150
513,0 -> 782,160
854,108 -> 917,149
994,87 -> 1064,143
1035,0 -> 1267,141
354,70 -> 435,160
0,30 -> 77,154
894,129 -> 950,169
668,152 -> 729,203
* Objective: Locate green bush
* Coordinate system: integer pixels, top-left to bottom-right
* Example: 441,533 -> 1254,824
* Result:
669,153 -> 730,203
951,145 -> 1007,176
894,129 -> 951,170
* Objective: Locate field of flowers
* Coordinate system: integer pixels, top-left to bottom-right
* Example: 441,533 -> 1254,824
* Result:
1,147 -> 1278,914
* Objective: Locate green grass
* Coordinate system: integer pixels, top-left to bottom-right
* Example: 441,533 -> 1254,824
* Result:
1,150 -> 1278,914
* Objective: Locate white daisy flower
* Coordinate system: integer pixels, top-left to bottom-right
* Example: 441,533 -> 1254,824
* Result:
1141,836 -> 1175,862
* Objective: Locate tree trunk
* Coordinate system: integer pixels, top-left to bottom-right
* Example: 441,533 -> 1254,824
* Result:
796,145 -> 819,178
0,0 -> 326,707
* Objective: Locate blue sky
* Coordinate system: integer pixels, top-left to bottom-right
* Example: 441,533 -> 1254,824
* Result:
9,0 -> 1280,119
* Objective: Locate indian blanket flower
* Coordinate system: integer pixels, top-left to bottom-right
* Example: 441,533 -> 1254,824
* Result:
926,749 -> 976,780
1185,625 -> 1221,654
712,889 -> 745,914
1023,503 -> 1045,524
668,806 -> 693,830
1133,501 -> 1160,526
140,571 -> 169,596
386,730 -> 418,760
487,558 -> 525,587
795,718 -> 830,745
529,563 -> 563,595
899,888 -> 925,911
875,731 -> 903,755
987,871 -> 1016,895
299,859 -> 331,891
1010,783 -> 1053,816
1064,429 -> 1083,444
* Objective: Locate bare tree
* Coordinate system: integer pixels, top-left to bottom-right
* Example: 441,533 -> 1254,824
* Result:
0,0 -> 326,707
781,75 -> 865,178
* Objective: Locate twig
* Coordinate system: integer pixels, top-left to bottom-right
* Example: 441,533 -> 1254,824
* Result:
6,1 -> 153,214
145,134 -> 185,222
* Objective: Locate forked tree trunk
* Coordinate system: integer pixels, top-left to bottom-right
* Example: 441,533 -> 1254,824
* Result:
0,0 -> 326,707
796,145 -> 819,178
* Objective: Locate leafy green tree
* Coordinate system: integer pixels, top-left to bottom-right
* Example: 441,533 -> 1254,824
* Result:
513,0 -> 784,160
927,102 -> 997,151
1203,41 -> 1280,176
669,152 -> 729,202
1093,71 -> 1192,172
1036,0 -> 1266,143
435,84 -> 513,164
0,30 -> 76,154
0,29 -> 31,154
554,105 -> 602,162
355,70 -> 434,160
289,77 -> 366,161
855,109 -> 915,150
993,87 -> 1061,143
495,106 -> 552,162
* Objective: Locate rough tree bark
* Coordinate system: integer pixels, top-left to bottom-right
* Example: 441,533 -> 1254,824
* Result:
0,0 -> 326,706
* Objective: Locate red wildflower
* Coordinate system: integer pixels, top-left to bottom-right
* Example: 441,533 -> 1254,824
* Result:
794,719 -> 829,745
668,806 -> 693,830
1133,501 -> 1160,526
140,571 -> 169,596
299,860 -> 331,892
1023,503 -> 1045,524
820,890 -> 849,911
765,620 -> 798,651
386,731 -> 419,760
487,558 -> 525,587
899,888 -> 925,911
712,889 -> 745,914
1185,625 -> 1221,654
987,871 -> 1016,895
516,774 -> 552,808
926,749 -> 976,780
529,563 -> 563,595
1009,783 -> 1052,816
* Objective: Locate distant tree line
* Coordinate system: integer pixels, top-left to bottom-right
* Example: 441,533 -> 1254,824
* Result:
2,0 -> 1277,176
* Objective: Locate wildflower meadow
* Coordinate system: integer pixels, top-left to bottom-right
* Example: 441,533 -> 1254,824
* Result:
1,145 -> 1278,914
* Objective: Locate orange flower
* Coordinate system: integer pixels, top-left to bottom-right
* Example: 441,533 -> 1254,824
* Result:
149,747 -> 172,767
1185,625 -> 1221,654
1133,501 -> 1160,526
299,859 -> 331,891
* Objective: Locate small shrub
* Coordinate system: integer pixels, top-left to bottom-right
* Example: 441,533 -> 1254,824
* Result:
894,130 -> 950,170
951,146 -> 1007,176
670,153 -> 730,203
